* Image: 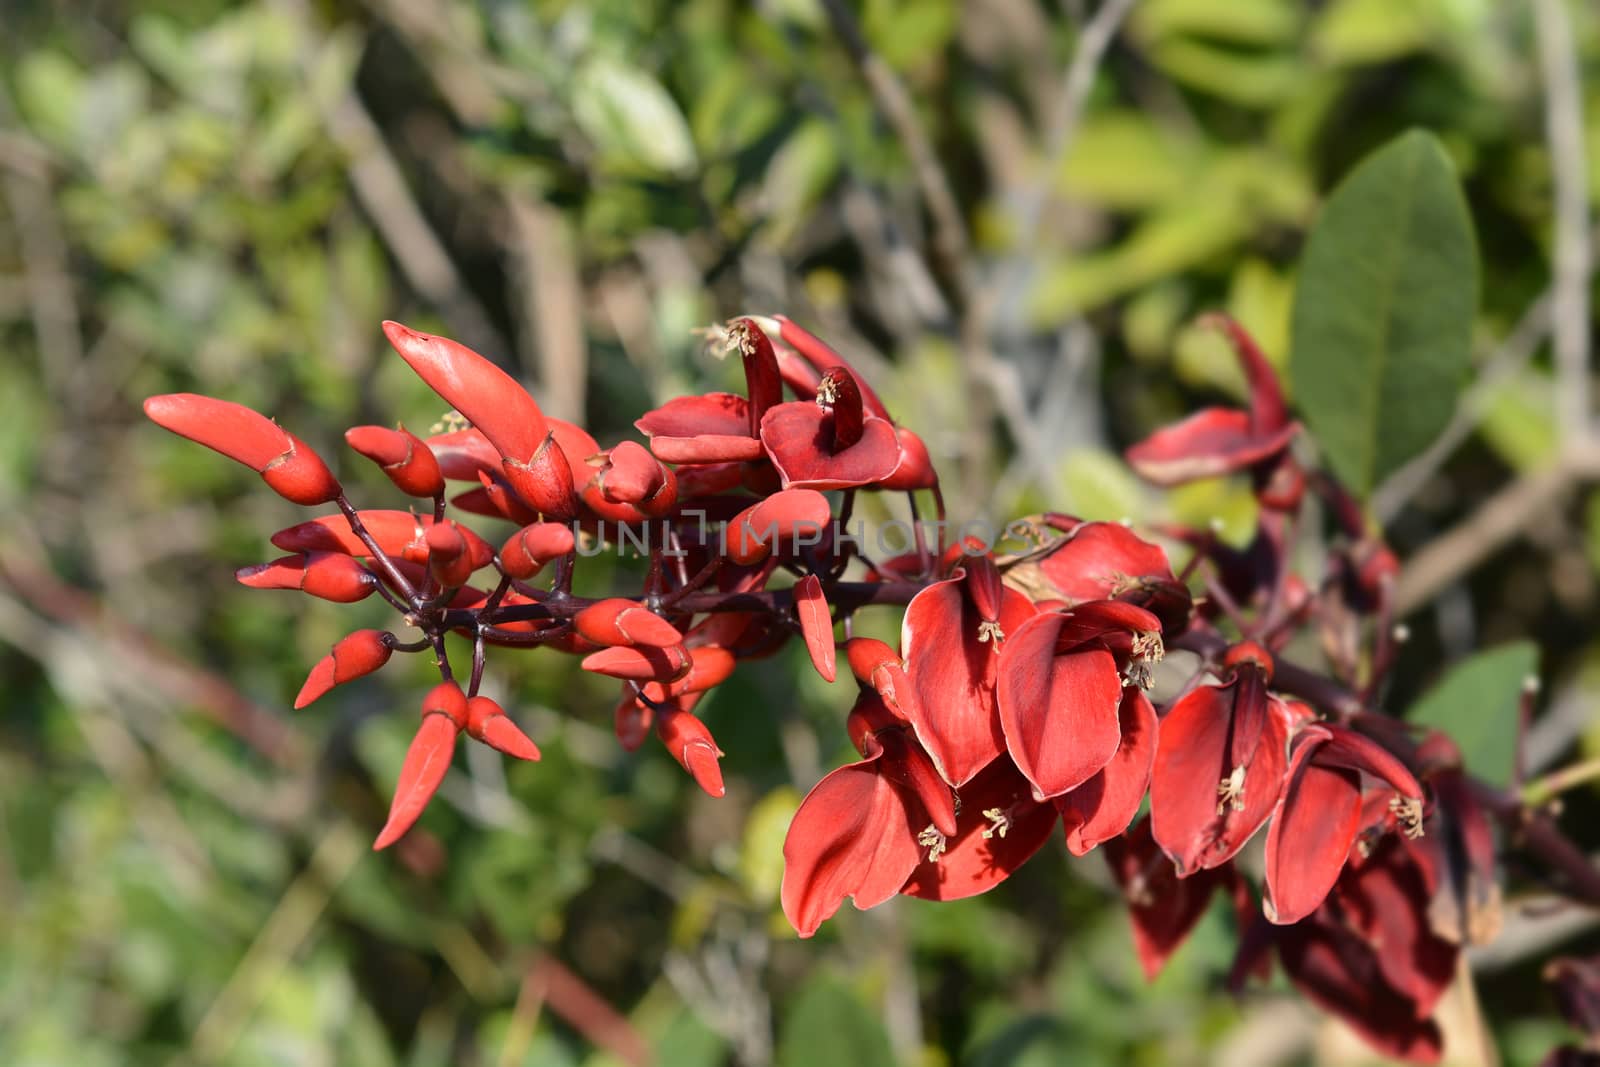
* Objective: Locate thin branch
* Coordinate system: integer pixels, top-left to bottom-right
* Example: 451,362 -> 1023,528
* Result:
1533,0 -> 1593,442
1393,443 -> 1600,615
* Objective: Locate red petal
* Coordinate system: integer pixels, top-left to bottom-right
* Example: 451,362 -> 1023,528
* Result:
995,615 -> 1123,799
878,426 -> 938,492
1125,407 -> 1298,486
382,321 -> 548,463
1038,521 -> 1179,602
1058,686 -> 1157,855
901,580 -> 1031,787
901,757 -> 1057,901
781,759 -> 922,936
726,489 -> 832,566
794,574 -> 836,682
1264,733 -> 1362,925
728,318 -> 783,432
1149,682 -> 1288,875
427,427 -> 503,480
373,712 -> 460,850
1338,839 -> 1459,1018
759,403 -> 901,490
635,394 -> 762,463
844,637 -> 899,686
773,316 -> 892,419
1201,312 -> 1290,434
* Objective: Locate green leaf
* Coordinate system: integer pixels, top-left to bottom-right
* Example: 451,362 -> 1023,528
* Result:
1289,129 -> 1479,495
777,975 -> 895,1067
1406,642 -> 1538,788
573,58 -> 698,177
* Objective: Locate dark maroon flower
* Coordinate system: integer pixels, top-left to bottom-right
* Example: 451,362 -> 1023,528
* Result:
1106,816 -> 1248,980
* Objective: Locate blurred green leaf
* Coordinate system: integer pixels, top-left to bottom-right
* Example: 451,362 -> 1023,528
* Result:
777,974 -> 895,1067
573,57 -> 699,177
1313,0 -> 1434,65
1289,129 -> 1479,495
1406,642 -> 1538,788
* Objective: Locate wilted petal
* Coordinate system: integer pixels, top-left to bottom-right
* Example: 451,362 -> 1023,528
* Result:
1278,919 -> 1443,1063
1105,817 -> 1236,981
1058,687 -> 1157,855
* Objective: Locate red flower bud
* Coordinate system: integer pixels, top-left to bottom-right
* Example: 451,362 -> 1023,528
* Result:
464,695 -> 540,761
381,321 -> 549,464
144,393 -> 341,505
271,511 -> 494,571
344,424 -> 445,498
372,681 -> 468,850
655,702 -> 724,797
503,432 -> 581,522
236,552 -> 376,603
499,522 -> 575,580
295,629 -> 394,708
581,643 -> 692,682
425,520 -> 475,589
573,598 -> 684,648
726,489 -> 832,566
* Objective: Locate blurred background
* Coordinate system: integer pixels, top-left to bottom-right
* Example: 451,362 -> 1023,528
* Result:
2,0 -> 1599,1064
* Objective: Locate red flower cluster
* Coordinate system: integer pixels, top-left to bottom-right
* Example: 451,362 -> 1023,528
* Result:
147,315 -> 1535,1064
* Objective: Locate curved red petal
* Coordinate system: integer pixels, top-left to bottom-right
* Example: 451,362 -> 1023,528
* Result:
781,760 -> 922,937
1126,407 -> 1298,486
759,404 -> 901,490
1264,748 -> 1362,925
1058,686 -> 1157,855
901,580 -> 1008,787
995,614 -> 1123,800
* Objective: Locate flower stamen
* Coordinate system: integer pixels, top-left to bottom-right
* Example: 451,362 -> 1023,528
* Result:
981,807 -> 1011,840
1216,764 -> 1246,814
917,824 -> 948,862
1390,795 -> 1425,839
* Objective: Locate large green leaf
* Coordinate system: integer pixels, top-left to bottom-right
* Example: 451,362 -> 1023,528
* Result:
1406,642 -> 1538,788
1289,130 -> 1479,495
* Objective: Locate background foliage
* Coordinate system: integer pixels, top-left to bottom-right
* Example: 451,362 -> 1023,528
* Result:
2,0 -> 1599,1064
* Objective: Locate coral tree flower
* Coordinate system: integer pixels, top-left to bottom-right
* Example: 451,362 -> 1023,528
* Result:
995,600 -> 1163,801
781,690 -> 957,937
900,558 -> 1038,788
1263,722 -> 1425,925
1149,642 -> 1292,875
1106,816 -> 1248,980
1007,518 -> 1191,636
1240,836 -> 1458,1063
760,367 -> 901,490
1124,314 -> 1299,488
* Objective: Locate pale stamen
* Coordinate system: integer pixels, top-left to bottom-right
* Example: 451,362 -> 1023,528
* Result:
1216,764 -> 1247,815
977,620 -> 1005,644
1390,795 -> 1425,839
981,807 -> 1011,840
917,824 -> 948,862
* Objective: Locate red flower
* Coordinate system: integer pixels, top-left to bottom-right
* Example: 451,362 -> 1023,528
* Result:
1013,519 -> 1191,636
759,367 -> 901,490
994,600 -> 1162,801
900,755 -> 1058,901
1149,642 -> 1292,875
1124,314 -> 1298,488
144,393 -> 342,506
900,564 -> 1038,787
1264,722 -> 1425,925
781,691 -> 956,937
1241,836 -> 1457,1064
